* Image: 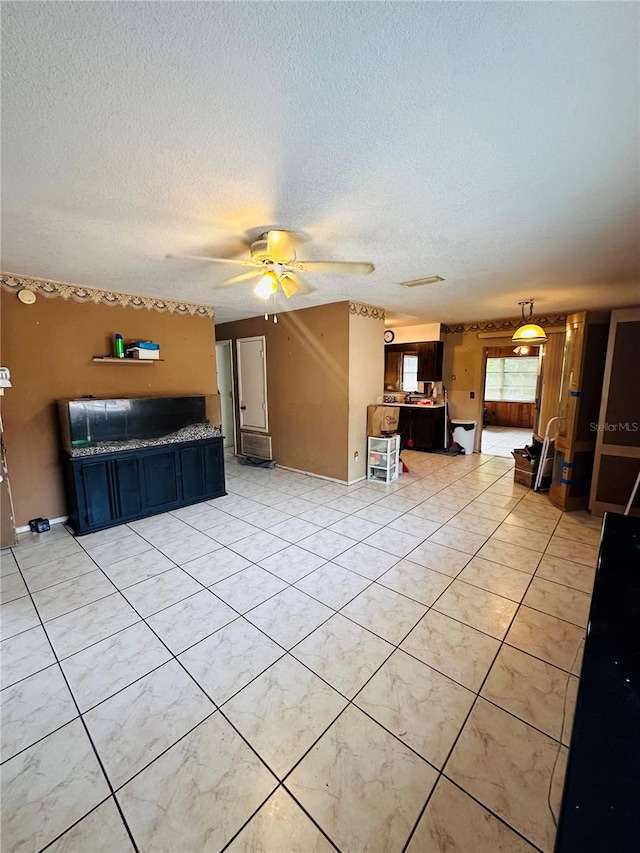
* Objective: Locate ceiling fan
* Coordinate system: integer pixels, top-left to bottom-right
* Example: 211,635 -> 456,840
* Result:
167,229 -> 375,299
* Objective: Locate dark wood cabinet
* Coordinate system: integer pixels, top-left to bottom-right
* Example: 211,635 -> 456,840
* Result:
384,341 -> 443,385
65,437 -> 226,534
397,406 -> 446,451
416,341 -> 444,382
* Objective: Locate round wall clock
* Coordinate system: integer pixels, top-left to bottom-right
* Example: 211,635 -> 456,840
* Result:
17,289 -> 37,305
384,329 -> 395,343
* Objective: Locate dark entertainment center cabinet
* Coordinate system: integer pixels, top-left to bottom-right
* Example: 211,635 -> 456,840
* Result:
65,436 -> 226,534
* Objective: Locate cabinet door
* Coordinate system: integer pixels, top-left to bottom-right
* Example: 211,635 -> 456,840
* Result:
413,413 -> 434,449
79,460 -> 116,529
417,342 -> 444,381
180,446 -> 206,502
203,441 -> 225,498
112,456 -> 145,520
142,450 -> 180,510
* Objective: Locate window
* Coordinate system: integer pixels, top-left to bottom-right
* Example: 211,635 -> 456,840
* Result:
485,356 -> 538,402
402,354 -> 418,392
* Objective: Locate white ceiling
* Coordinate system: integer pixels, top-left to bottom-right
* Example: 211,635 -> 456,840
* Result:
2,2 -> 638,325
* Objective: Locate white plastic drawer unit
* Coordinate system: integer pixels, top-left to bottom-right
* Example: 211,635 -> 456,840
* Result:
367,434 -> 400,483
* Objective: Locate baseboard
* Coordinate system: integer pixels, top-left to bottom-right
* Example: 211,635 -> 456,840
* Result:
15,515 -> 69,534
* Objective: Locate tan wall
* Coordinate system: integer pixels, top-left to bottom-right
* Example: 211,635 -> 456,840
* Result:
216,302 -> 350,481
443,328 -> 566,450
388,323 -> 441,344
0,289 -> 217,527
348,312 -> 385,482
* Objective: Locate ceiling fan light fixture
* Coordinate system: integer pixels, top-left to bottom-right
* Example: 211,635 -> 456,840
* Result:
511,300 -> 548,345
254,270 -> 279,299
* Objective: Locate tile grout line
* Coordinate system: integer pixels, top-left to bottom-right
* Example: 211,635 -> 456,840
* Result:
6,559 -> 141,853
5,450 -> 593,850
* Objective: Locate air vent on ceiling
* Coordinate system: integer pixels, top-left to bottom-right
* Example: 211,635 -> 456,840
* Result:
400,275 -> 445,288
240,431 -> 273,460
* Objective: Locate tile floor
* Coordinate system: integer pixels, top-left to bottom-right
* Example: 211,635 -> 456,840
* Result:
0,448 -> 602,852
481,425 -> 533,457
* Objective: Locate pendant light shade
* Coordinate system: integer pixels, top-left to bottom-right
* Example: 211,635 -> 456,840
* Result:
511,301 -> 548,345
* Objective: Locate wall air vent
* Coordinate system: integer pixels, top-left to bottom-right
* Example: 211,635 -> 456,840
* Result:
400,276 -> 445,288
240,432 -> 273,460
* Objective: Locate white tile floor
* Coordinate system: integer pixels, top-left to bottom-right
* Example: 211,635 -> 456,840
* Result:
0,448 -> 601,852
481,425 -> 533,457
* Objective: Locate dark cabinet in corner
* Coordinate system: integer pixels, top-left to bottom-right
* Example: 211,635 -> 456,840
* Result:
384,341 -> 443,383
65,437 -> 226,534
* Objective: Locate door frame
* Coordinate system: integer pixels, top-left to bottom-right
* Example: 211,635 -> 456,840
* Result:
236,335 -> 269,434
215,339 -> 237,454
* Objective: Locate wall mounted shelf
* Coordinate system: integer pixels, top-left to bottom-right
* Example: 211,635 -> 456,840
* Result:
92,357 -> 164,365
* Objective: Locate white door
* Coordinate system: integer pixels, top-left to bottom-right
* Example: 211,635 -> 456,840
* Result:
237,336 -> 268,432
215,340 -> 235,450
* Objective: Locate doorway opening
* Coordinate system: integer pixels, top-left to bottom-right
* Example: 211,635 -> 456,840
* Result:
215,340 -> 236,452
480,344 -> 542,457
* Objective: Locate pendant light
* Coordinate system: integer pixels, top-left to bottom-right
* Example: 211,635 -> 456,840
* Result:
511,300 -> 548,345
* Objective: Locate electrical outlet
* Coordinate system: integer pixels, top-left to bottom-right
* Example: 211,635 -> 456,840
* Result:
470,391 -> 475,399
354,451 -> 359,462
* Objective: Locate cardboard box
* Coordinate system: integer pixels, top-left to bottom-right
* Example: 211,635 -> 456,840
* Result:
512,448 -> 535,488
367,405 -> 400,437
514,468 -> 535,487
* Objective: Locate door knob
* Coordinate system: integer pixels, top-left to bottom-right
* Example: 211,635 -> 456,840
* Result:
240,405 -> 246,410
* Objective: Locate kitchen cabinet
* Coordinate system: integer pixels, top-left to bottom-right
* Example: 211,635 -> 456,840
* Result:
416,341 -> 443,382
397,406 -> 446,452
384,341 -> 443,386
65,437 -> 226,534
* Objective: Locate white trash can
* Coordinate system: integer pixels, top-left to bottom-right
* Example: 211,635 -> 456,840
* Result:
451,419 -> 477,455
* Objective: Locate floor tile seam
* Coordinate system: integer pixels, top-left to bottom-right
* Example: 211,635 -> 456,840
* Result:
103,707 -> 220,795
439,773 -> 548,853
435,564 -> 578,851
6,562 -> 142,853
54,556 -> 293,799
477,694 -> 574,749
436,566 -> 541,777
531,570 -> 596,596
292,569 -> 380,615
0,705 -> 81,767
463,549 -> 542,575
13,563 -> 102,597
32,589 -> 122,629
512,600 -> 590,632
35,794 -> 118,853
39,614 -> 145,665
219,782 -> 342,853
440,572 -> 529,605
528,568 -> 595,598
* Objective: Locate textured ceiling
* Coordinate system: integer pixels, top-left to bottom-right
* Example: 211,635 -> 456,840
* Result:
1,2 -> 638,325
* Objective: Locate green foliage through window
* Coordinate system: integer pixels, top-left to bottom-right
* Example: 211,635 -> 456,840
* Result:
485,357 -> 538,402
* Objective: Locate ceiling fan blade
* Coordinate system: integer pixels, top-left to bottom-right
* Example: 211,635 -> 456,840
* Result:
266,230 -> 297,263
292,261 -> 375,275
215,270 -> 264,288
166,254 -> 257,267
281,271 -> 314,297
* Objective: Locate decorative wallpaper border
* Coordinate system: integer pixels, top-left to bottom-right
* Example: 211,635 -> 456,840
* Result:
349,301 -> 385,321
0,273 -> 215,318
442,314 -> 567,334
